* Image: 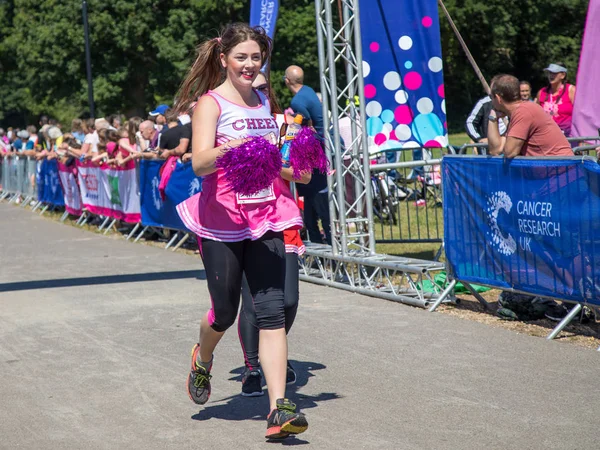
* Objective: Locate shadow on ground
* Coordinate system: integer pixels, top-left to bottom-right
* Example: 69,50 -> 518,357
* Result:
191,360 -> 340,444
0,269 -> 205,292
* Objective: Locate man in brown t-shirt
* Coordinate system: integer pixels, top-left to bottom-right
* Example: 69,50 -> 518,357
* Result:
487,74 -> 573,158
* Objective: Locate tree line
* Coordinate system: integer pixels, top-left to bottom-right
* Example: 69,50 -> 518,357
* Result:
0,0 -> 588,132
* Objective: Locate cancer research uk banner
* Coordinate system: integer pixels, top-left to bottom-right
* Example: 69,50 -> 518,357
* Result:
77,160 -> 141,223
139,160 -> 202,231
250,0 -> 279,38
37,159 -> 65,207
443,156 -> 600,305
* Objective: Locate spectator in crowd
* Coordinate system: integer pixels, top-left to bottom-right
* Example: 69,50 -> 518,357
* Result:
107,114 -> 122,130
149,104 -> 169,131
284,64 -> 331,245
0,129 -> 9,153
487,74 -> 572,157
535,63 -> 576,137
138,120 -> 159,159
158,108 -> 191,159
12,130 -> 29,152
37,115 -> 49,146
520,81 -> 533,101
26,126 -> 38,149
71,119 -> 86,143
465,95 -> 507,148
116,117 -> 143,167
487,74 -> 581,321
80,118 -> 109,159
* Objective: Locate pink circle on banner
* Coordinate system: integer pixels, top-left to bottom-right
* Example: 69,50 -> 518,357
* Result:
374,133 -> 387,145
389,130 -> 398,140
404,72 -> 422,90
438,84 -> 445,98
370,42 -> 380,52
425,139 -> 440,148
422,16 -> 433,27
444,121 -> 448,129
394,105 -> 413,125
365,84 -> 377,99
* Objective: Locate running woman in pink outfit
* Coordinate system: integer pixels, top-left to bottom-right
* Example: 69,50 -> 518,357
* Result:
175,23 -> 308,440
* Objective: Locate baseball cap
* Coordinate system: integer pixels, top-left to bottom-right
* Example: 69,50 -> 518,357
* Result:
543,63 -> 567,74
17,130 -> 30,139
149,104 -> 169,116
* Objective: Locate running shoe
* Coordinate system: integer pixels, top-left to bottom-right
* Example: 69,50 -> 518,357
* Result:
241,369 -> 264,397
286,362 -> 297,385
265,398 -> 308,440
187,343 -> 212,405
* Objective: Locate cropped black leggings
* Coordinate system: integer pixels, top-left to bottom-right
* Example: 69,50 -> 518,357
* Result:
200,231 -> 286,332
238,252 -> 300,370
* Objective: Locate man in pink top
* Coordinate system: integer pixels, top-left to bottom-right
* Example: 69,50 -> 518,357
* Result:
487,74 -> 573,158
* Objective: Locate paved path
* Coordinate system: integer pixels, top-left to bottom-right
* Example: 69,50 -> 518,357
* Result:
1,202 -> 599,450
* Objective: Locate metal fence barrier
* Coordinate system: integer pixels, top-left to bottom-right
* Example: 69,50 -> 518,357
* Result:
0,156 -> 38,204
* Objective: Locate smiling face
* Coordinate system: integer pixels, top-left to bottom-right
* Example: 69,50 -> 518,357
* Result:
221,40 -> 263,88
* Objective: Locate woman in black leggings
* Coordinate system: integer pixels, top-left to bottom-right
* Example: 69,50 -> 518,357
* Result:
238,245 -> 302,396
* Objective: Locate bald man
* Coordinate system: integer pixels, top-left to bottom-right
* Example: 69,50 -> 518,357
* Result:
284,65 -> 324,137
284,65 -> 331,245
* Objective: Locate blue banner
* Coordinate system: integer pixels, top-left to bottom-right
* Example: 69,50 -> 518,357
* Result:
359,0 -> 447,153
139,160 -> 202,231
37,159 -> 65,206
250,0 -> 279,38
443,156 -> 600,305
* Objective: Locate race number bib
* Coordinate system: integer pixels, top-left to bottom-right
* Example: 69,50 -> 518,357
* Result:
236,185 -> 276,204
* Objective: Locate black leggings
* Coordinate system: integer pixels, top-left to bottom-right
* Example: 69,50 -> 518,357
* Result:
238,252 -> 300,370
200,231 -> 286,332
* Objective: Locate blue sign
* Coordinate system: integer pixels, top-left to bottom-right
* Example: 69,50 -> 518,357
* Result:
360,0 -> 447,152
38,159 -> 65,206
250,0 -> 279,38
139,160 -> 202,231
443,156 -> 600,305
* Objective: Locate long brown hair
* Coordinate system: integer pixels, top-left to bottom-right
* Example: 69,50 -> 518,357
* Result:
127,116 -> 142,145
176,23 -> 273,114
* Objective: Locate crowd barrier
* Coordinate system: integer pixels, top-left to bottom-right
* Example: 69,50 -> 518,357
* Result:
440,155 -> 600,338
0,155 -> 202,245
0,156 -> 38,205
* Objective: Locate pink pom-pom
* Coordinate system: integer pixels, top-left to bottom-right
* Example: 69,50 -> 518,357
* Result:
288,127 -> 329,179
215,136 -> 282,196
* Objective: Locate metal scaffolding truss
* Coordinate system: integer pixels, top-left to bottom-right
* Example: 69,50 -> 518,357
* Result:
309,0 -> 451,308
315,0 -> 374,256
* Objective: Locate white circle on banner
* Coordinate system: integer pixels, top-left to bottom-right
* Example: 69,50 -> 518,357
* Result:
417,97 -> 434,114
435,135 -> 448,147
403,141 -> 421,149
383,71 -> 401,90
362,61 -> 371,77
398,36 -> 413,50
428,57 -> 443,73
441,99 -> 446,114
382,123 -> 393,135
395,124 -> 412,140
365,101 -> 382,117
395,90 -> 409,104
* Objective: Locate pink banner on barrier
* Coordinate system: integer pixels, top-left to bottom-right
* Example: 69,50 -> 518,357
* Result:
571,0 -> 600,138
58,162 -> 82,216
76,160 -> 141,223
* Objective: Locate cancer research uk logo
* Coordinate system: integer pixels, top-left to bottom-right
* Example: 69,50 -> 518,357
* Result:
188,178 -> 201,197
486,191 -> 562,256
486,191 -> 517,256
